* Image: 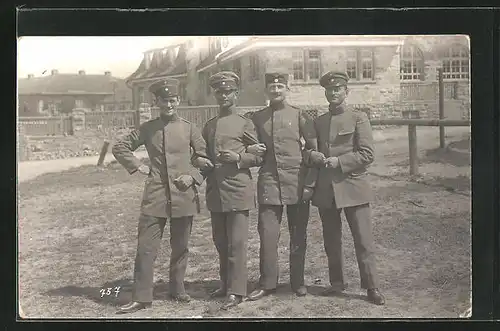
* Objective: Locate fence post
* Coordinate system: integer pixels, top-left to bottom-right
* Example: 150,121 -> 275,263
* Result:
97,141 -> 110,166
60,116 -> 65,136
438,68 -> 445,148
408,124 -> 418,176
69,115 -> 74,135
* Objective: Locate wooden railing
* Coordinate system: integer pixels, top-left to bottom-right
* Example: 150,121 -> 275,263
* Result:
18,116 -> 73,136
83,111 -> 136,130
370,119 -> 470,175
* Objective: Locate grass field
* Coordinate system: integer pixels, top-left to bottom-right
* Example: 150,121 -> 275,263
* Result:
18,127 -> 471,319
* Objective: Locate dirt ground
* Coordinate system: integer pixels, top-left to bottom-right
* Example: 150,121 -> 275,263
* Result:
17,126 -> 471,319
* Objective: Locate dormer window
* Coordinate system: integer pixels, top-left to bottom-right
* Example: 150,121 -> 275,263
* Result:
144,52 -> 153,69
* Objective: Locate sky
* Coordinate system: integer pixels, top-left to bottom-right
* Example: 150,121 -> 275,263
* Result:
17,36 -> 188,79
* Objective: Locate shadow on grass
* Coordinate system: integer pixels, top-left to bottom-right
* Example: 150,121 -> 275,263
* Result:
305,285 -> 368,302
43,279 -> 372,308
43,278 -> 224,307
392,139 -> 470,169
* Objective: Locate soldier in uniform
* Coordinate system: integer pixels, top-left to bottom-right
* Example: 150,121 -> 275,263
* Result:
245,72 -> 325,300
112,78 -> 212,314
311,70 -> 385,305
200,71 -> 262,310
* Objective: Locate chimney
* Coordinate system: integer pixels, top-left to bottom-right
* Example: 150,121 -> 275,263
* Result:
104,71 -> 111,76
78,70 -> 86,75
51,69 -> 58,75
27,74 -> 34,79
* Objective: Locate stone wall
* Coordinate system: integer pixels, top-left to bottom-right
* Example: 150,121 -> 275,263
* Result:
259,45 -> 402,108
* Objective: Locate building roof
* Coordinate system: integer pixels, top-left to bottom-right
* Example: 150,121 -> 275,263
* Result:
18,73 -> 128,96
198,35 -> 405,72
126,44 -> 188,84
195,51 -> 220,72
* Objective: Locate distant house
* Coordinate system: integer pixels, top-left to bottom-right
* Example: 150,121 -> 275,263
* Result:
126,41 -> 189,109
196,35 -> 470,108
18,70 -> 133,117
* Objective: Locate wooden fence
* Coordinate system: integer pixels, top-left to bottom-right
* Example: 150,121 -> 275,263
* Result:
19,111 -> 137,136
370,118 -> 470,175
400,81 -> 458,101
83,111 -> 136,131
18,78 -> 467,137
18,116 -> 73,136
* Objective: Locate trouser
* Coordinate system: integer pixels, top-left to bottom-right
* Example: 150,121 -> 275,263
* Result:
257,202 -> 310,290
132,214 -> 193,303
318,203 -> 379,289
210,210 -> 249,297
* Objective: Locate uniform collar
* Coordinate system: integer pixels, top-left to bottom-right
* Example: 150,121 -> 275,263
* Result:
329,102 -> 346,115
160,112 -> 179,124
269,100 -> 287,111
218,105 -> 236,117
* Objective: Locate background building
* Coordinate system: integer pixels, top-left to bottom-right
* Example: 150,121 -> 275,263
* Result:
126,35 -> 470,119
197,35 -> 470,109
18,70 -> 132,116
126,37 -> 250,109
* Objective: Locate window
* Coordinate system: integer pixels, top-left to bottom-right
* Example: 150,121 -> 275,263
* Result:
249,55 -> 260,81
345,48 -> 375,81
75,99 -> 84,108
346,50 -> 358,80
47,99 -> 62,115
292,50 -> 323,82
144,52 -> 153,70
38,100 -> 44,113
400,44 -> 424,81
442,45 -> 469,80
292,51 -> 304,81
308,50 -> 321,80
155,51 -> 162,67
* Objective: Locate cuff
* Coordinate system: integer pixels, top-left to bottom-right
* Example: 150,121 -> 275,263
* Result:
189,169 -> 204,186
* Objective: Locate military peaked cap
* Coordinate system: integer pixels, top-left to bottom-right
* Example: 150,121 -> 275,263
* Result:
209,71 -> 240,90
319,70 -> 349,88
265,72 -> 289,86
148,78 -> 180,98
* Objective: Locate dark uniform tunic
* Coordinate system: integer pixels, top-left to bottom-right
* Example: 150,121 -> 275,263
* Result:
312,104 -> 380,290
112,115 -> 209,302
201,110 -> 262,296
251,102 -> 318,290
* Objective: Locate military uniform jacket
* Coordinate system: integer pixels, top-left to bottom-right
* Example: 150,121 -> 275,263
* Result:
252,103 -> 319,205
311,106 -> 375,209
112,116 -> 208,218
202,111 -> 262,213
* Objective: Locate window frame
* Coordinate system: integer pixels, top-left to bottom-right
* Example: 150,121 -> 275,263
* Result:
74,99 -> 84,109
441,44 -> 469,81
345,48 -> 376,83
291,49 -> 323,84
400,44 -> 425,82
